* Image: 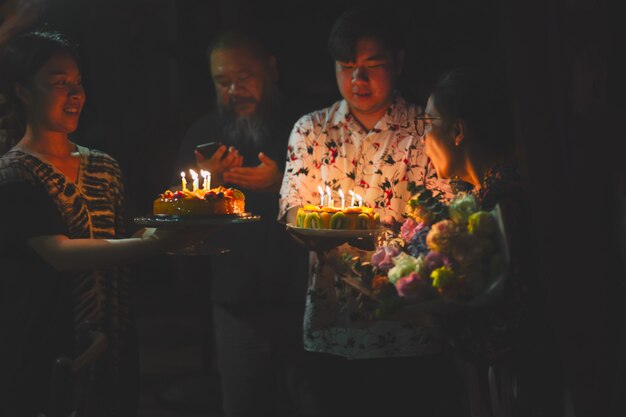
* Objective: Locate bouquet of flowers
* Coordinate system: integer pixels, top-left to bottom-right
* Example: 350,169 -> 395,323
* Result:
343,184 -> 509,318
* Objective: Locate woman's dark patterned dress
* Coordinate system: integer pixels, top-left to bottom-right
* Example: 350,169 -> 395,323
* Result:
0,145 -> 137,417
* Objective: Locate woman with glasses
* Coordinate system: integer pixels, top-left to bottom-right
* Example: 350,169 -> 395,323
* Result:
419,67 -> 562,416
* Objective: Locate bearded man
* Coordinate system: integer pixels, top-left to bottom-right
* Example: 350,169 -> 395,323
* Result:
175,32 -> 316,417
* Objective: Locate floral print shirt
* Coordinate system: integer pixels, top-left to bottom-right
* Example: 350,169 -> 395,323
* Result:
279,96 -> 451,359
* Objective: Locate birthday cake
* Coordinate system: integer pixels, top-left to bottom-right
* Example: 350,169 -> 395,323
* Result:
295,205 -> 380,230
153,187 -> 245,216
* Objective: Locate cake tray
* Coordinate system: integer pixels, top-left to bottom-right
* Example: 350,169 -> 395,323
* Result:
285,224 -> 383,239
134,213 -> 260,227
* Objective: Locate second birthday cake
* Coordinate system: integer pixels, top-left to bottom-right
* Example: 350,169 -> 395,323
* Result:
295,204 -> 380,230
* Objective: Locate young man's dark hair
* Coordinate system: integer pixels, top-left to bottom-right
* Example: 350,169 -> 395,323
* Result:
328,5 -> 405,62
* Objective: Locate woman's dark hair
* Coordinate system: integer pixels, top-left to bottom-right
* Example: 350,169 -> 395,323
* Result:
0,31 -> 80,151
328,6 -> 405,62
431,67 -> 514,158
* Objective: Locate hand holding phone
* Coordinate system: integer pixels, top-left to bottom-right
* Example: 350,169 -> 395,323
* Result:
195,142 -> 244,185
195,142 -> 227,160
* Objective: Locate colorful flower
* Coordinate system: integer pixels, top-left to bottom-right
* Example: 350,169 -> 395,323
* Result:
387,252 -> 420,284
407,225 -> 431,257
421,251 -> 452,278
400,218 -> 424,242
448,192 -> 479,225
371,275 -> 397,299
426,219 -> 460,254
395,272 -> 434,301
371,274 -> 391,291
431,266 -> 456,291
468,211 -> 498,238
371,245 -> 401,272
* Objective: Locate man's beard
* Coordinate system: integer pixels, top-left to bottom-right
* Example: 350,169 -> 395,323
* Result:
218,85 -> 282,148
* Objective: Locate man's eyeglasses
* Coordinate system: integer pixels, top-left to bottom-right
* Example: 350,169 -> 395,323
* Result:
414,115 -> 442,137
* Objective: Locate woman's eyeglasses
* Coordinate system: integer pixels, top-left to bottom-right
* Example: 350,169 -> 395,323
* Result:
414,115 -> 442,136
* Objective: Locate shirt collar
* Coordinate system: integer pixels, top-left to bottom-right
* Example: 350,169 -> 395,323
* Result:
338,93 -> 407,134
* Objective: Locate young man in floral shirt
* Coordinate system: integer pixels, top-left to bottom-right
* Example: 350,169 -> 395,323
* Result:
279,6 -> 466,417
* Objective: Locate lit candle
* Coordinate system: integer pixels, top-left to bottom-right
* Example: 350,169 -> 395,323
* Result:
338,189 -> 345,209
348,190 -> 355,207
356,193 -> 363,207
326,185 -> 333,208
181,171 -> 187,192
201,170 -> 209,191
189,169 -> 199,192
317,185 -> 325,206
206,171 -> 211,190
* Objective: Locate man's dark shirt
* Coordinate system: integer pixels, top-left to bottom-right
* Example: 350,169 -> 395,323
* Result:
175,100 -> 309,306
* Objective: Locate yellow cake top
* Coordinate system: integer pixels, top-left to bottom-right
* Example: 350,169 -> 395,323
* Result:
158,186 -> 244,201
301,204 -> 374,214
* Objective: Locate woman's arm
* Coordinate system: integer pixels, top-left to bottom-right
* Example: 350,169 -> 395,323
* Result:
27,227 -> 204,272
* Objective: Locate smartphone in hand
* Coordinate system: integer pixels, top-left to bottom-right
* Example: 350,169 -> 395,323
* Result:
196,142 -> 227,159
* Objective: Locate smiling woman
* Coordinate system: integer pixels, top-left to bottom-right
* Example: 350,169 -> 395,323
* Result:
25,50 -> 84,129
0,31 -> 210,417
13,48 -> 85,180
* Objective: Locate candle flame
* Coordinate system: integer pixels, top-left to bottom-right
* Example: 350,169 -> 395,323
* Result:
338,189 -> 344,199
325,186 -> 333,207
317,185 -> 325,206
200,170 -> 209,190
180,171 -> 188,191
189,169 -> 200,192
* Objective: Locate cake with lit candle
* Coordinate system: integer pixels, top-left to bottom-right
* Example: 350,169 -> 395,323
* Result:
153,187 -> 245,216
294,187 -> 380,230
295,205 -> 380,230
153,169 -> 245,216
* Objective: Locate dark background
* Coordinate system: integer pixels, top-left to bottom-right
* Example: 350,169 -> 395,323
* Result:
40,0 -> 509,219
26,0 -> 626,415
